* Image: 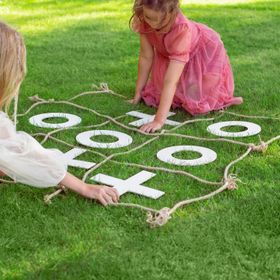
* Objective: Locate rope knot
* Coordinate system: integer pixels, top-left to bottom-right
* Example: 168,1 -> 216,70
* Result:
99,83 -> 110,92
224,175 -> 240,191
146,207 -> 171,228
29,95 -> 45,103
249,141 -> 268,153
44,185 -> 67,205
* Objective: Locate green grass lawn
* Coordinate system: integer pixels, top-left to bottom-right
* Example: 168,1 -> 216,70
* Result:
1,0 -> 280,279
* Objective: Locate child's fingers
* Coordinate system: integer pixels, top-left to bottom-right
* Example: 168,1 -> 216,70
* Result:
114,188 -> 120,200
140,124 -> 149,132
140,122 -> 160,133
103,193 -> 114,205
98,196 -> 108,206
146,125 -> 154,133
110,188 -> 120,202
128,98 -> 139,105
103,186 -> 119,199
105,187 -> 119,203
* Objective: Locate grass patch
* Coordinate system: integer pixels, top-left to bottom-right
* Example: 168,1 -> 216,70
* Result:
0,0 -> 279,279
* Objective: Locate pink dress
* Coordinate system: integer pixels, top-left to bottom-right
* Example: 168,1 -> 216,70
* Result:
138,13 -> 243,115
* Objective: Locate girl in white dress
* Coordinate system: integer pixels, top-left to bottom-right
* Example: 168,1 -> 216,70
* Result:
0,22 -> 119,206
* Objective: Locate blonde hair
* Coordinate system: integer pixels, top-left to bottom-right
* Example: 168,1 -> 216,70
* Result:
0,22 -> 26,114
130,0 -> 179,33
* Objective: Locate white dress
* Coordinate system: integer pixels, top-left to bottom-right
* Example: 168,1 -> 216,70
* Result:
0,112 -> 67,187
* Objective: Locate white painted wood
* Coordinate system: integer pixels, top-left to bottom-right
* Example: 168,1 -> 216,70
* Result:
207,121 -> 261,138
91,171 -> 164,199
126,111 -> 181,127
157,145 -> 217,166
76,130 -> 133,149
63,148 -> 96,169
29,112 -> 81,129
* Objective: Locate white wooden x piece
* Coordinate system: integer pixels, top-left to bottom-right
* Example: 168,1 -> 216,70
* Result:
91,171 -> 165,199
63,148 -> 96,169
126,111 -> 180,127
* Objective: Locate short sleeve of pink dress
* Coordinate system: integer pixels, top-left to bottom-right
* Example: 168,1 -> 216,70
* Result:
134,20 -> 149,34
164,23 -> 192,64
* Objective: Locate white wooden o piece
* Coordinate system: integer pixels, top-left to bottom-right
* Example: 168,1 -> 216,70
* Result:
29,113 -> 81,129
207,121 -> 261,138
157,145 -> 217,166
76,130 -> 133,149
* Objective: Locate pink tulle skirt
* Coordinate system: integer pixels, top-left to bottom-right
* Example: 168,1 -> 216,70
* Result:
141,24 -> 243,115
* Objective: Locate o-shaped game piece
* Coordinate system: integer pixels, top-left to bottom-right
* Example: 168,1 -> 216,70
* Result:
157,145 -> 217,166
29,113 -> 81,129
207,121 -> 261,138
76,130 -> 133,149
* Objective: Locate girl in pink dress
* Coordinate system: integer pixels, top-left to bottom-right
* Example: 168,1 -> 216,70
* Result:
130,0 -> 243,133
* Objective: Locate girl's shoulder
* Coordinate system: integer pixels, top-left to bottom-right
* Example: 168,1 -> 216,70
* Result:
166,12 -> 190,37
170,12 -> 189,31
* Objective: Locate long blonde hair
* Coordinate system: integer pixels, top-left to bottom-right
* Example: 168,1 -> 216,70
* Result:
0,22 -> 26,115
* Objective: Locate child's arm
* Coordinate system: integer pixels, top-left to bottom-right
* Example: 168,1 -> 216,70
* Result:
0,168 -> 119,206
140,60 -> 185,133
0,169 -> 119,206
130,35 -> 154,104
0,114 -> 119,206
60,172 -> 119,206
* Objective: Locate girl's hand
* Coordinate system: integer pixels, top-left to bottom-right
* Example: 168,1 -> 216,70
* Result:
128,93 -> 142,105
83,184 -> 119,206
60,173 -> 119,206
140,120 -> 163,133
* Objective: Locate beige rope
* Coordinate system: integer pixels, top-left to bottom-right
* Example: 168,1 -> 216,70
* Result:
67,83 -> 126,102
220,109 -> 280,121
109,161 -> 223,186
40,126 -> 278,228
27,97 -> 259,149
17,100 -> 49,117
39,115 -> 127,145
92,83 -> 127,100
68,91 -> 109,102
44,185 -> 67,204
42,98 -> 275,151
0,178 -> 15,184
36,133 -> 222,187
249,141 -> 268,153
265,135 -> 280,146
17,83 -> 118,118
146,147 -> 252,228
82,135 -> 161,182
34,134 -> 223,194
157,132 -> 251,147
8,83 -> 280,228
110,202 -> 159,214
